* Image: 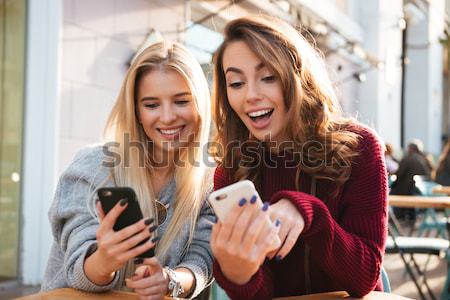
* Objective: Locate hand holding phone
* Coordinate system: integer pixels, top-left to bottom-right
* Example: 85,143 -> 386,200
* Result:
208,180 -> 265,221
84,187 -> 157,286
97,187 -> 155,258
209,180 -> 281,285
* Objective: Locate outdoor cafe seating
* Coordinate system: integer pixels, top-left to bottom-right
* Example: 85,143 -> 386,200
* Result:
387,175 -> 450,300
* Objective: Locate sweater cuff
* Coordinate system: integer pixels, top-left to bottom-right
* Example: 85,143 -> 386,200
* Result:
70,242 -> 120,292
212,260 -> 263,299
271,190 -> 324,236
177,261 -> 210,298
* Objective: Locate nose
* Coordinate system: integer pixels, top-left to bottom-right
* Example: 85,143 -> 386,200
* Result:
245,80 -> 261,104
160,103 -> 177,124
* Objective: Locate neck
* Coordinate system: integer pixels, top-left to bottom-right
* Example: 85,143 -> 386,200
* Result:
150,164 -> 174,197
153,165 -> 174,179
265,139 -> 292,154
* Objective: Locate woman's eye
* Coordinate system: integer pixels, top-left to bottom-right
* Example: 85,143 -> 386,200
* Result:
144,103 -> 159,109
262,75 -> 276,82
175,100 -> 189,105
228,81 -> 244,89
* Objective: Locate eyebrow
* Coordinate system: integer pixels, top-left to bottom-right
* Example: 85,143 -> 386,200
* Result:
140,92 -> 191,101
225,62 -> 266,75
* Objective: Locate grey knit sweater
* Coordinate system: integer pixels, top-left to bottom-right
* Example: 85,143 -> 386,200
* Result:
41,145 -> 215,298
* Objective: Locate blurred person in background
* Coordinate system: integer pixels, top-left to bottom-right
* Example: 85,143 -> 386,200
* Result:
41,41 -> 214,299
435,139 -> 450,186
210,15 -> 388,299
390,139 -> 432,221
384,143 -> 399,175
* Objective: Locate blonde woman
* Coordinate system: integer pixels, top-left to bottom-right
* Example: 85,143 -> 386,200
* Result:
210,15 -> 388,299
42,41 -> 214,299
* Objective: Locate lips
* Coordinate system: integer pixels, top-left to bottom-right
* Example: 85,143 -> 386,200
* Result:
157,125 -> 185,139
247,108 -> 274,119
246,108 -> 274,129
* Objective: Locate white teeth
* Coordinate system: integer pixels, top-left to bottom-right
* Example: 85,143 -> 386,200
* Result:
248,109 -> 273,118
160,127 -> 182,135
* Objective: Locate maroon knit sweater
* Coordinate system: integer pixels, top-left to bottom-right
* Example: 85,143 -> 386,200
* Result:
212,124 -> 388,300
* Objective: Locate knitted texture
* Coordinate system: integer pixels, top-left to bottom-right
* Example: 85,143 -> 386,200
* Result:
213,124 -> 388,300
41,146 -> 215,298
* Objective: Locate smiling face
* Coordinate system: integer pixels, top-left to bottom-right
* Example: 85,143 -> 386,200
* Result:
222,40 -> 287,144
136,68 -> 199,155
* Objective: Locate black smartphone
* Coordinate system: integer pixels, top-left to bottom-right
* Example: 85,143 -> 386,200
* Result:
97,187 -> 154,258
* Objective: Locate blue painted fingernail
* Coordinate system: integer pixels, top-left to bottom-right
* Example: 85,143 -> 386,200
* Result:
250,195 -> 257,204
238,198 -> 247,207
275,219 -> 281,227
275,255 -> 282,261
119,198 -> 128,206
262,202 -> 269,211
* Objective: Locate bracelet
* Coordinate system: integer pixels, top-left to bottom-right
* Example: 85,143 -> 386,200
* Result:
163,267 -> 184,297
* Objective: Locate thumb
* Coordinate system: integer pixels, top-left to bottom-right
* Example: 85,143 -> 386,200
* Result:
131,265 -> 148,281
141,257 -> 162,276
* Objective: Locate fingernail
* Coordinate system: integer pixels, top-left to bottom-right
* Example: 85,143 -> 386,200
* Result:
134,258 -> 143,264
262,202 -> 269,211
144,218 -> 154,225
275,255 -> 282,261
275,219 -> 281,227
250,195 -> 257,204
95,198 -> 99,204
212,218 -> 218,224
151,236 -> 160,243
149,225 -> 158,233
120,198 -> 128,206
143,267 -> 150,278
238,198 -> 247,207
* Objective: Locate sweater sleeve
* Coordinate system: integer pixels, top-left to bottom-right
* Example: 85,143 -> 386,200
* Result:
271,128 -> 388,297
211,167 -> 274,300
48,148 -> 120,292
177,195 -> 216,298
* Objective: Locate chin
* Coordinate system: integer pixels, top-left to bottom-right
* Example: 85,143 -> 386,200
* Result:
248,132 -> 268,142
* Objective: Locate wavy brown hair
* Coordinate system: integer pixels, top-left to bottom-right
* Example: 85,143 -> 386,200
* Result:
213,15 -> 360,191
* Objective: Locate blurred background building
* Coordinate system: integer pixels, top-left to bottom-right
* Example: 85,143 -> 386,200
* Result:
0,0 -> 449,296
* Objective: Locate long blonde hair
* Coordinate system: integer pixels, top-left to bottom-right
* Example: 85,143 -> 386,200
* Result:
105,41 -> 212,260
213,15 -> 360,192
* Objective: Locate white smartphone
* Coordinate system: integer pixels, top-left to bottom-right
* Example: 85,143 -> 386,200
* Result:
208,180 -> 264,221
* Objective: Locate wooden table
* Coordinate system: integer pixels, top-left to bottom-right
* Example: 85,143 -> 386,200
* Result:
389,195 -> 450,209
14,288 -> 175,300
15,288 -> 412,300
275,291 -> 412,299
432,185 -> 450,196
